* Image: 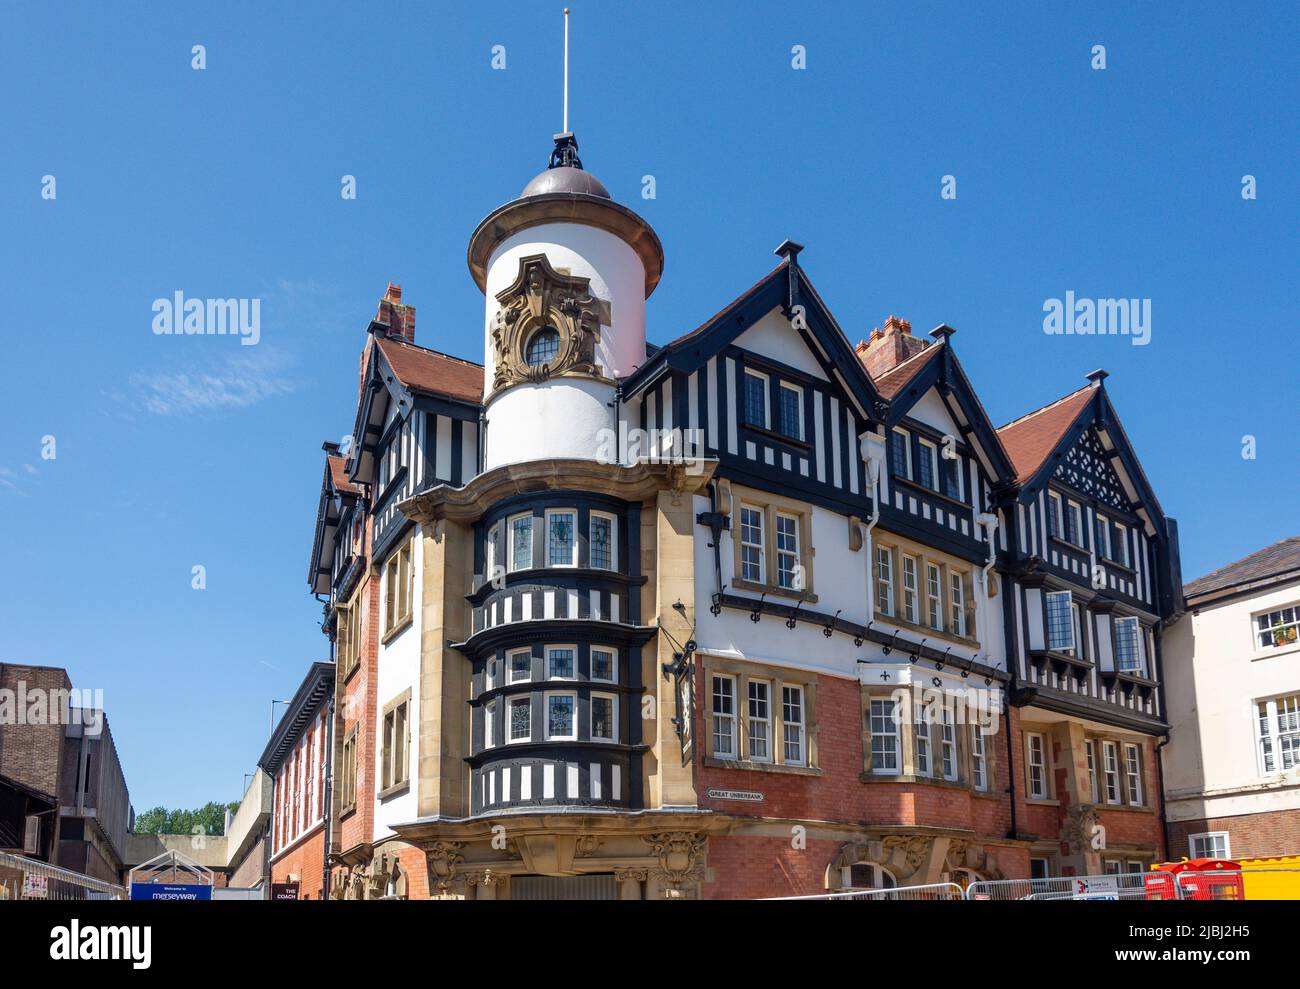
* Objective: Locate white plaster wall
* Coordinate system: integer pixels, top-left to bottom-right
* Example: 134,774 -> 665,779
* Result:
480,222 -> 645,470
483,377 -> 616,470
733,309 -> 829,380
372,534 -> 422,840
690,494 -> 1006,681
908,387 -> 961,437
1163,577 -> 1300,822
482,222 -> 647,388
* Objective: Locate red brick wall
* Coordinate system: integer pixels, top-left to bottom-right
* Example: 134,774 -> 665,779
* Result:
1167,808 -> 1300,861
271,825 -> 326,900
338,527 -> 379,858
694,669 -> 1020,897
1007,707 -> 1165,862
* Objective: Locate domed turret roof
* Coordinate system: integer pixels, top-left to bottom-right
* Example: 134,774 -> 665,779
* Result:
521,164 -> 610,199
520,133 -> 610,199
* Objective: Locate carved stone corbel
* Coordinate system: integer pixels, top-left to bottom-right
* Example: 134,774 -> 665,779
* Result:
642,831 -> 706,895
426,840 -> 466,893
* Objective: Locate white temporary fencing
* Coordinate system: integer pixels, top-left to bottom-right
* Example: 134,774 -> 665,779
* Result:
766,882 -> 964,901
0,850 -> 127,900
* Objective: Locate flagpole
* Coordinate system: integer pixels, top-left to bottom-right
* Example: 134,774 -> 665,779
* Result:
563,8 -> 570,133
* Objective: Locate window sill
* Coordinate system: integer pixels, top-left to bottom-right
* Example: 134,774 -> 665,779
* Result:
1252,642 -> 1300,662
377,780 -> 410,801
705,756 -> 821,777
1095,801 -> 1152,814
892,476 -> 970,513
876,613 -> 978,650
1025,797 -> 1060,807
741,422 -> 811,451
732,578 -> 817,605
858,772 -> 982,794
1049,535 -> 1089,555
381,615 -> 413,646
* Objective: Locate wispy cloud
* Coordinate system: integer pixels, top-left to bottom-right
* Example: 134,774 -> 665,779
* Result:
130,349 -> 295,416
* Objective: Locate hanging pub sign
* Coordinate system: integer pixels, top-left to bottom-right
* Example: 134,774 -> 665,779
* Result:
271,882 -> 300,901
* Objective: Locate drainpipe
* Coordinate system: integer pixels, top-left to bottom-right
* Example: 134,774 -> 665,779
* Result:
321,690 -> 335,900
858,432 -> 886,623
975,512 -> 999,649
1155,734 -> 1171,863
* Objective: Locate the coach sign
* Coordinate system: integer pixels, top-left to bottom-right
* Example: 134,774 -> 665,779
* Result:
271,882 -> 300,901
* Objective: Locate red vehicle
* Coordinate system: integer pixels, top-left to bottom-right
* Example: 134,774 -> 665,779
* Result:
1147,859 -> 1245,900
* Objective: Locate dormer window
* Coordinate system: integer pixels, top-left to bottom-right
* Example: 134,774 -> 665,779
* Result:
1047,492 -> 1063,539
1094,513 -> 1111,558
777,382 -> 803,439
917,438 -> 938,491
743,370 -> 769,428
889,428 -> 912,480
941,453 -> 962,501
1065,500 -> 1083,546
1114,523 -> 1130,566
525,326 -> 560,366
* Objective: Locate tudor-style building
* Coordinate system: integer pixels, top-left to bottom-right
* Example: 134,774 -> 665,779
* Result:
304,131 -> 1183,898
995,376 -> 1184,876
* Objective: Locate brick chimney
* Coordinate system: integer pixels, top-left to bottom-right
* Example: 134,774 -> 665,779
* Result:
358,282 -> 417,406
855,315 -> 930,379
375,282 -> 416,343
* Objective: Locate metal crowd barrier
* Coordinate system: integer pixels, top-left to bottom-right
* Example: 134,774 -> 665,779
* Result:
0,850 -> 127,901
965,871 -> 1167,901
766,882 -> 965,901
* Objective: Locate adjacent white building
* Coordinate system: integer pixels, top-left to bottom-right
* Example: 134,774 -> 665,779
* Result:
1164,536 -> 1300,859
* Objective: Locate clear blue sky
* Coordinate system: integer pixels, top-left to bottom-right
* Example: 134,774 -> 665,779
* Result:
0,2 -> 1295,811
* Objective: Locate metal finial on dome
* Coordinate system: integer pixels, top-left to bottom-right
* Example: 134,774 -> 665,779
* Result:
549,132 -> 583,170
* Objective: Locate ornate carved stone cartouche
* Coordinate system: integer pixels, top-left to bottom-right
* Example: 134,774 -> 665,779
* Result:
490,253 -> 610,392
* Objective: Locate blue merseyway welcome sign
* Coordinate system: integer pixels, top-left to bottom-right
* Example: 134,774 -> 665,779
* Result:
129,883 -> 212,901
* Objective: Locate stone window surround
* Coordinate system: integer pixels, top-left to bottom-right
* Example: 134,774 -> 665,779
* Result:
379,688 -> 412,799
701,655 -> 821,776
1020,721 -> 1151,810
729,485 -> 816,602
859,685 -> 997,794
382,537 -> 414,643
340,725 -> 359,817
337,592 -> 363,682
872,533 -> 978,648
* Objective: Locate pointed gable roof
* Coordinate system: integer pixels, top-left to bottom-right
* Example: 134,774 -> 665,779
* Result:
997,385 -> 1096,483
873,328 -> 1016,484
624,244 -> 885,423
327,453 -> 359,496
374,336 -> 484,405
872,342 -> 942,399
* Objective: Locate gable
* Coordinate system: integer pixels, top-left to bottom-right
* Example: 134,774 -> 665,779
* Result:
732,308 -> 830,381
1054,426 -> 1129,513
907,387 -> 962,438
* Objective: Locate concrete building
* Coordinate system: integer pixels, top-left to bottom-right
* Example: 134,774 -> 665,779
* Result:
0,663 -> 133,885
300,125 -> 1183,898
1164,536 -> 1300,859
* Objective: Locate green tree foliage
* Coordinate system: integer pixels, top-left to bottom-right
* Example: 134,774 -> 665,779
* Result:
133,801 -> 240,836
